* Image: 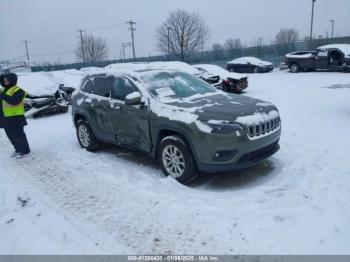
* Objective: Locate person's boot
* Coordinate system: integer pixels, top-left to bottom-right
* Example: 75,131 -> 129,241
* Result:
10,151 -> 18,158
16,153 -> 29,159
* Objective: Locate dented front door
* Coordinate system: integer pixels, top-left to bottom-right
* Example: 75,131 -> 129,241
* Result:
109,77 -> 151,153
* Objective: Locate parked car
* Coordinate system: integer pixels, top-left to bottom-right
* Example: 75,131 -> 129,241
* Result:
227,57 -> 274,73
194,64 -> 248,93
72,69 -> 281,184
285,44 -> 350,73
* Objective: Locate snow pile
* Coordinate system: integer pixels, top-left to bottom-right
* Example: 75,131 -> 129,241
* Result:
150,100 -> 212,133
106,61 -> 201,75
286,52 -> 315,58
18,69 -> 85,96
125,91 -> 141,100
228,57 -> 273,66
318,44 -> 350,56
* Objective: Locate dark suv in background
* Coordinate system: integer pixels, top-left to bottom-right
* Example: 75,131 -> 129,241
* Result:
72,69 -> 281,184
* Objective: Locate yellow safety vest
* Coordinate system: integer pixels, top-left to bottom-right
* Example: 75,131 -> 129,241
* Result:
1,86 -> 27,117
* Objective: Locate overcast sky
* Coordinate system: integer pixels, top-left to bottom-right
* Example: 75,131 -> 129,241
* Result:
1,0 -> 350,64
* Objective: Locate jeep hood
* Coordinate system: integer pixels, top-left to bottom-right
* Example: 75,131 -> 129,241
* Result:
163,93 -> 278,123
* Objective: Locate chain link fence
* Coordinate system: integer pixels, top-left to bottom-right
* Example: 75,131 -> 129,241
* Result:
31,36 -> 350,72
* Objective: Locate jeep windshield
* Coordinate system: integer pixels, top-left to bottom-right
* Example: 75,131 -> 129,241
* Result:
140,71 -> 216,100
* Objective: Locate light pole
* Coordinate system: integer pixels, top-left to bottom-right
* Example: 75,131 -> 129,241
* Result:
167,27 -> 175,61
329,19 -> 335,39
309,0 -> 316,49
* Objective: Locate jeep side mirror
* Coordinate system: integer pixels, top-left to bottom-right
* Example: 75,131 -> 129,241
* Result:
125,92 -> 142,105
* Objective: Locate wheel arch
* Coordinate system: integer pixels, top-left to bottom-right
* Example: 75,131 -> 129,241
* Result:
73,112 -> 89,127
154,127 -> 199,165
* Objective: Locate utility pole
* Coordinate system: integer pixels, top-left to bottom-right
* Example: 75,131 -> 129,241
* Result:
22,40 -> 30,62
167,27 -> 175,61
329,19 -> 335,39
77,29 -> 86,63
309,0 -> 316,49
125,20 -> 136,60
167,27 -> 171,61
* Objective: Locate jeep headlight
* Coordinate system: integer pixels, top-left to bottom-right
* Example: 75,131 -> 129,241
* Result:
202,122 -> 244,135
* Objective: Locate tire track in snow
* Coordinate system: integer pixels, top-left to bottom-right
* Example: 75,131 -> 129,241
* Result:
1,147 -> 220,253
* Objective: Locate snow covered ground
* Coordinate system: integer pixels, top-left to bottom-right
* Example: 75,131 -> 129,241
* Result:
1,69 -> 350,255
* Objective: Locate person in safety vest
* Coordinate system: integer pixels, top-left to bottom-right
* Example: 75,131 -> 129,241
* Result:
0,73 -> 30,158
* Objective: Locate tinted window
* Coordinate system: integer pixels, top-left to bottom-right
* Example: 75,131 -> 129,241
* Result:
93,77 -> 114,97
81,80 -> 93,93
111,77 -> 138,101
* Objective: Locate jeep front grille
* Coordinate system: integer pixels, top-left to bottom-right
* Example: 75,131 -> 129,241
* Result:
247,117 -> 280,138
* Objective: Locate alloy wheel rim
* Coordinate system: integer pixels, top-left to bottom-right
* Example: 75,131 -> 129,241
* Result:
162,145 -> 185,178
78,125 -> 90,147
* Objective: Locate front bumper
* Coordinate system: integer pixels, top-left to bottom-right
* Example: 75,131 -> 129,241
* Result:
192,125 -> 281,174
197,141 -> 279,173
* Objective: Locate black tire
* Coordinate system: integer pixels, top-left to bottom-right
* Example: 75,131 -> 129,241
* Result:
221,83 -> 228,92
290,63 -> 300,73
76,119 -> 99,152
158,136 -> 198,184
342,65 -> 350,73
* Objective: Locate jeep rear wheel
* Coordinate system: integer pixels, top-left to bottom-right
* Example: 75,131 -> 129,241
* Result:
290,63 -> 300,73
158,136 -> 198,184
76,119 -> 99,152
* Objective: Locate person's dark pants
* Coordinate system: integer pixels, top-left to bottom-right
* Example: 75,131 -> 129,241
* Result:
4,126 -> 30,154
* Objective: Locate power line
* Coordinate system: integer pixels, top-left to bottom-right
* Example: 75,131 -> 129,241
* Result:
24,22 -> 126,43
125,20 -> 136,60
31,49 -> 75,57
87,22 -> 125,32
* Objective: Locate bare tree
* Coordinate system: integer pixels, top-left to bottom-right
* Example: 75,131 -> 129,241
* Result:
75,34 -> 108,63
212,43 -> 224,60
275,28 -> 299,55
233,38 -> 242,49
253,37 -> 264,57
224,38 -> 242,58
156,9 -> 209,61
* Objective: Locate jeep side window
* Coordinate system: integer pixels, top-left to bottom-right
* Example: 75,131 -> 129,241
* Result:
111,77 -> 138,101
81,80 -> 93,93
93,77 -> 114,98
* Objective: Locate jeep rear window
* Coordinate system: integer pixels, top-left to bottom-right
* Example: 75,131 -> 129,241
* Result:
141,71 -> 215,99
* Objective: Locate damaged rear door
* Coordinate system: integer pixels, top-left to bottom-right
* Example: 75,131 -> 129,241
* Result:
109,76 -> 152,153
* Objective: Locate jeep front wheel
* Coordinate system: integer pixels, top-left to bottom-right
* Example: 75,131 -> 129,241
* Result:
158,136 -> 198,184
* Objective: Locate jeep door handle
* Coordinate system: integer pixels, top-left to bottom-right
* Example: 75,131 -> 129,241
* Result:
110,103 -> 120,110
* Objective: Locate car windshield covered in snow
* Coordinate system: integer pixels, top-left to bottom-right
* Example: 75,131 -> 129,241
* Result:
140,71 -> 216,99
